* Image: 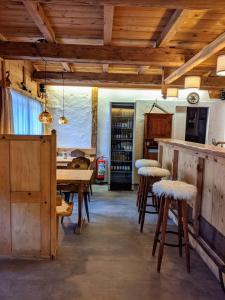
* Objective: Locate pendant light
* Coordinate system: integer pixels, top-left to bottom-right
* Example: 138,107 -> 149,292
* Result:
58,73 -> 68,125
184,76 -> 201,89
39,61 -> 53,124
216,55 -> 225,76
167,88 -> 178,97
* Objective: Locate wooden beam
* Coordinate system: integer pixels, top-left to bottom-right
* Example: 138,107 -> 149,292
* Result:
165,31 -> 225,84
18,1 -> 225,9
91,87 -> 98,148
104,5 -> 114,45
33,71 -> 162,86
138,66 -> 149,75
156,9 -> 187,47
33,71 -> 225,89
22,0 -> 56,42
0,42 -> 186,67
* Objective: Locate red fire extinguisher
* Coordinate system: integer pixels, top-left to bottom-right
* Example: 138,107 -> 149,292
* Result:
96,156 -> 106,180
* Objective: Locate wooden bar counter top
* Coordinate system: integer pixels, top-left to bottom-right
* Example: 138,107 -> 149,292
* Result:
156,138 -> 225,284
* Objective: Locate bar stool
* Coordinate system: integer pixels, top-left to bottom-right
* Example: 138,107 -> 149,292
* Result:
138,167 -> 170,232
135,159 -> 161,208
152,180 -> 197,273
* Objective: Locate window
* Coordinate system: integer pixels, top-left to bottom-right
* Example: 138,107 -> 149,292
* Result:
11,90 -> 43,135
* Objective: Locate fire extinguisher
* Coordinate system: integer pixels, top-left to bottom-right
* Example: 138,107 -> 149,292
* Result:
96,156 -> 106,180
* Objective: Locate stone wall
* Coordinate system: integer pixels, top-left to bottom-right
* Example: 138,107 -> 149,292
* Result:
47,86 -> 92,148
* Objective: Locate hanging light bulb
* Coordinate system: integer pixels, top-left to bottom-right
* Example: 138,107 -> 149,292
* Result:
39,61 -> 53,124
58,73 -> 68,125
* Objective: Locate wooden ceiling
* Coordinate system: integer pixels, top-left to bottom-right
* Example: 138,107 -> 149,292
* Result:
1,0 -> 225,90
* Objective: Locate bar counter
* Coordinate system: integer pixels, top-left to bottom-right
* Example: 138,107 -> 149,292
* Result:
156,138 -> 225,283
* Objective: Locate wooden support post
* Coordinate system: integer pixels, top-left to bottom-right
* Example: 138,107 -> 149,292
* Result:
91,87 -> 98,148
193,157 -> 205,236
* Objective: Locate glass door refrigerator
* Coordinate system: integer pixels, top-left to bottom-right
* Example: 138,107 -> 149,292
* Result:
109,103 -> 135,190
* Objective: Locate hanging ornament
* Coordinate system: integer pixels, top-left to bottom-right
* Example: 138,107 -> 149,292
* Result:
39,61 -> 52,124
58,73 -> 68,125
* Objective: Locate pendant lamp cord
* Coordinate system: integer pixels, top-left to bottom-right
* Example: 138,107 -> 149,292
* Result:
62,73 -> 65,116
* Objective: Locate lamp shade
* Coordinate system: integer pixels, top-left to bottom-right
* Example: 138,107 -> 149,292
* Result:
217,55 -> 225,76
39,110 -> 53,124
58,116 -> 68,124
184,76 -> 201,89
167,88 -> 178,97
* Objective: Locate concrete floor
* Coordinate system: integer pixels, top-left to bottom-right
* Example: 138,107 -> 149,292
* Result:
0,185 -> 224,300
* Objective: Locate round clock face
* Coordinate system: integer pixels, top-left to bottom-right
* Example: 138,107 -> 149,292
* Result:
187,92 -> 200,104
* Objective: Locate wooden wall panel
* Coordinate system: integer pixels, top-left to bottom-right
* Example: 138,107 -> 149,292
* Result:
161,144 -> 173,174
0,140 -> 11,254
10,141 -> 40,191
201,159 -> 214,223
177,151 -> 198,185
211,161 -> 225,236
11,203 -> 41,254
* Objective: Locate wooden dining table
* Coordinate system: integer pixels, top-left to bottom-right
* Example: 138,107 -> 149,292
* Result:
57,169 -> 94,234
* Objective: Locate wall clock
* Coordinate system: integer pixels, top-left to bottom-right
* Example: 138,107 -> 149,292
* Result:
187,92 -> 200,104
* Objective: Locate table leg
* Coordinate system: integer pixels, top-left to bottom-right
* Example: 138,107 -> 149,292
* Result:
75,183 -> 85,234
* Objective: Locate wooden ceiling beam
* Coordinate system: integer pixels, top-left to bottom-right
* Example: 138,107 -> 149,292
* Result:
33,71 -> 162,86
165,31 -> 225,84
156,9 -> 187,48
22,0 -> 56,43
18,1 -> 225,10
33,71 -> 225,89
0,42 -> 186,67
104,5 -> 114,45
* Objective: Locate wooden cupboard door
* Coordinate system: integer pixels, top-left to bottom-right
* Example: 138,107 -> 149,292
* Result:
145,114 -> 172,139
9,139 -> 51,256
10,141 -> 41,191
0,140 -> 11,254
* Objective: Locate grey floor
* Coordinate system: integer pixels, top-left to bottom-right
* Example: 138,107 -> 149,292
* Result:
0,185 -> 224,300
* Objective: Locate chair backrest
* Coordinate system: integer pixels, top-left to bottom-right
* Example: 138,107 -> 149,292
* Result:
67,156 -> 90,170
71,149 -> 85,157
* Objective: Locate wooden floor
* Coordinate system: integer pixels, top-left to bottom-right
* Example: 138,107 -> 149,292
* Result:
0,185 -> 224,300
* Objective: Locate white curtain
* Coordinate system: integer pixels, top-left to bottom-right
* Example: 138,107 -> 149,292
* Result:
11,90 -> 43,135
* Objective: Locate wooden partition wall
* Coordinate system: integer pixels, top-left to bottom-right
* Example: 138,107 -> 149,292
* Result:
0,131 -> 57,258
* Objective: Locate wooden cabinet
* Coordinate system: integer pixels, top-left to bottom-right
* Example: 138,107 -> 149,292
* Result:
144,113 -> 173,159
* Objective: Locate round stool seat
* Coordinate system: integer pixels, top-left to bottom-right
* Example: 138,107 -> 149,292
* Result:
138,167 -> 170,178
135,159 -> 160,168
153,180 -> 197,201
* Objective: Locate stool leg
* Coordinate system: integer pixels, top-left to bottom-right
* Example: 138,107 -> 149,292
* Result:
140,177 -> 149,232
181,201 -> 190,273
138,176 -> 146,224
136,177 -> 141,207
157,197 -> 170,273
138,176 -> 143,213
177,201 -> 183,257
152,197 -> 165,256
84,193 -> 90,223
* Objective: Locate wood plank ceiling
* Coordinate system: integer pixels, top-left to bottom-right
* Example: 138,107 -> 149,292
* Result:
1,0 -> 225,90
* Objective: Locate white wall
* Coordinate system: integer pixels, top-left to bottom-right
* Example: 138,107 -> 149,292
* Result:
47,86 -> 92,148
97,88 -> 225,183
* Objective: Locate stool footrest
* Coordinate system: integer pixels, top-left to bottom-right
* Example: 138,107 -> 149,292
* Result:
157,230 -> 185,248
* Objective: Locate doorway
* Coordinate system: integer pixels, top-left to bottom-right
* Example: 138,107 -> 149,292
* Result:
185,107 -> 208,144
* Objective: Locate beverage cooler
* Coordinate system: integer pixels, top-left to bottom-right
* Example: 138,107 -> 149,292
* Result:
109,103 -> 135,190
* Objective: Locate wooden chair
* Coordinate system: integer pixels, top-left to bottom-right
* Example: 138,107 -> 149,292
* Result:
68,157 -> 93,199
71,149 -> 85,157
60,156 -> 91,223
